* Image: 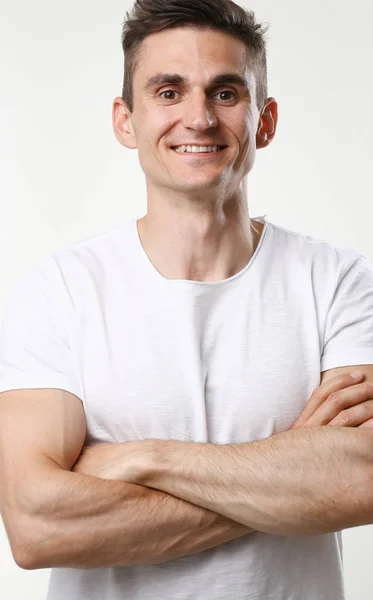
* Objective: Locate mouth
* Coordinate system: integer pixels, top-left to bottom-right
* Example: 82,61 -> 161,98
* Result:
170,145 -> 228,157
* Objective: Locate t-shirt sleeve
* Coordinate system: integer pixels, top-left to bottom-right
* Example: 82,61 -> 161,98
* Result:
321,252 -> 373,372
0,258 -> 83,398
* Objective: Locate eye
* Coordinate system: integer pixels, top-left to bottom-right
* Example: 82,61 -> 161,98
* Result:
215,90 -> 237,102
159,90 -> 181,101
158,89 -> 238,102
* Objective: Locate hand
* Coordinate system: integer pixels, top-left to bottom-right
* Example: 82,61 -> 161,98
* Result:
71,440 -> 152,483
291,371 -> 373,430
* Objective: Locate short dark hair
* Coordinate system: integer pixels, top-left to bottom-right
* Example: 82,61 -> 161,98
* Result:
121,0 -> 269,114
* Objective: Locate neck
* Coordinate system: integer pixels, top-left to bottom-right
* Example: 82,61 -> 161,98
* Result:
136,206 -> 263,283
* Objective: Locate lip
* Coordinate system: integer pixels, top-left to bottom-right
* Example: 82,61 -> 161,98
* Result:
171,146 -> 228,158
171,144 -> 227,148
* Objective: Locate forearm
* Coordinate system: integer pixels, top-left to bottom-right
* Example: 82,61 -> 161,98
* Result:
140,426 -> 373,536
26,459 -> 253,570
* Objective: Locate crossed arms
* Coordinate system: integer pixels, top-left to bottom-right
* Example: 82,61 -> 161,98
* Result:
75,426 -> 373,535
4,380 -> 373,571
26,426 -> 373,570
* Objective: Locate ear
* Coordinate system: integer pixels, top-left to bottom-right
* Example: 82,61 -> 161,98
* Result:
256,97 -> 278,149
112,97 -> 138,149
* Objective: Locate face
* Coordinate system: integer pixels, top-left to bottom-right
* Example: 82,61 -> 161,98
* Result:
113,27 -> 277,197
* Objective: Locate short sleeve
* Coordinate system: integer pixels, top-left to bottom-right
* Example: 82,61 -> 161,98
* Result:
0,259 -> 83,398
321,252 -> 373,372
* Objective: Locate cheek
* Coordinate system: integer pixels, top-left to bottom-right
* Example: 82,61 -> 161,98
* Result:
241,116 -> 257,152
137,143 -> 157,177
228,110 -> 253,143
139,111 -> 174,155
142,105 -> 173,132
235,128 -> 255,160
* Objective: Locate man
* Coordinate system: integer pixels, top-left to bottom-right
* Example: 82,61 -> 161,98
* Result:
1,1 -> 373,599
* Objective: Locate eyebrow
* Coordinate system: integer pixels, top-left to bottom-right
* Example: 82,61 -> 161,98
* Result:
143,72 -> 251,96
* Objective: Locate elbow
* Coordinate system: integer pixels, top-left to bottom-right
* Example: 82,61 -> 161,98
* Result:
6,526 -> 41,570
12,527 -> 44,570
1,489 -> 50,570
7,515 -> 45,571
13,545 -> 40,571
12,512 -> 64,570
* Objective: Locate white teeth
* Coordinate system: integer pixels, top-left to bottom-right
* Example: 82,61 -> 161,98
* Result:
173,145 -> 224,153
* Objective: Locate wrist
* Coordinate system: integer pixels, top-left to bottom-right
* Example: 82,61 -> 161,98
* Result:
140,439 -> 172,486
141,439 -> 201,491
98,440 -> 156,483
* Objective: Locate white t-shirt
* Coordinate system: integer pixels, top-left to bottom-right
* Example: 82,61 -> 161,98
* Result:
1,214 -> 373,600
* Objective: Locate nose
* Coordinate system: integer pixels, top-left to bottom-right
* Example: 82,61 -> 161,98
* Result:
181,91 -> 218,131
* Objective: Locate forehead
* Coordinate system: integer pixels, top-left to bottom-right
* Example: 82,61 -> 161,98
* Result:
134,27 -> 252,87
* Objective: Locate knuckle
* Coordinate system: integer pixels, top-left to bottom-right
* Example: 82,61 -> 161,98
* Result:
327,392 -> 340,404
312,387 -> 325,401
361,399 -> 373,415
334,410 -> 351,426
363,382 -> 373,396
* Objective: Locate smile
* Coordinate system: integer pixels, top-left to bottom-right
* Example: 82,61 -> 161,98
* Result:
171,145 -> 227,156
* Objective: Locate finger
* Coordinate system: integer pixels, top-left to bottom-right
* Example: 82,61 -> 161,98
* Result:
359,417 -> 373,429
303,382 -> 373,427
328,399 -> 373,427
295,372 -> 365,426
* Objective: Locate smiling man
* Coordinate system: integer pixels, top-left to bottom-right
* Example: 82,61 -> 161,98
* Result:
114,20 -> 276,281
1,1 -> 373,600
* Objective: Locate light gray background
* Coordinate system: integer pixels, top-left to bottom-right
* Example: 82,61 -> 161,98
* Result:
1,0 -> 373,598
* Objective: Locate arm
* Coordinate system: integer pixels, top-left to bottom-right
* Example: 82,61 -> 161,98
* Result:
31,461 -> 253,570
129,426 -> 373,536
0,389 -> 253,572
